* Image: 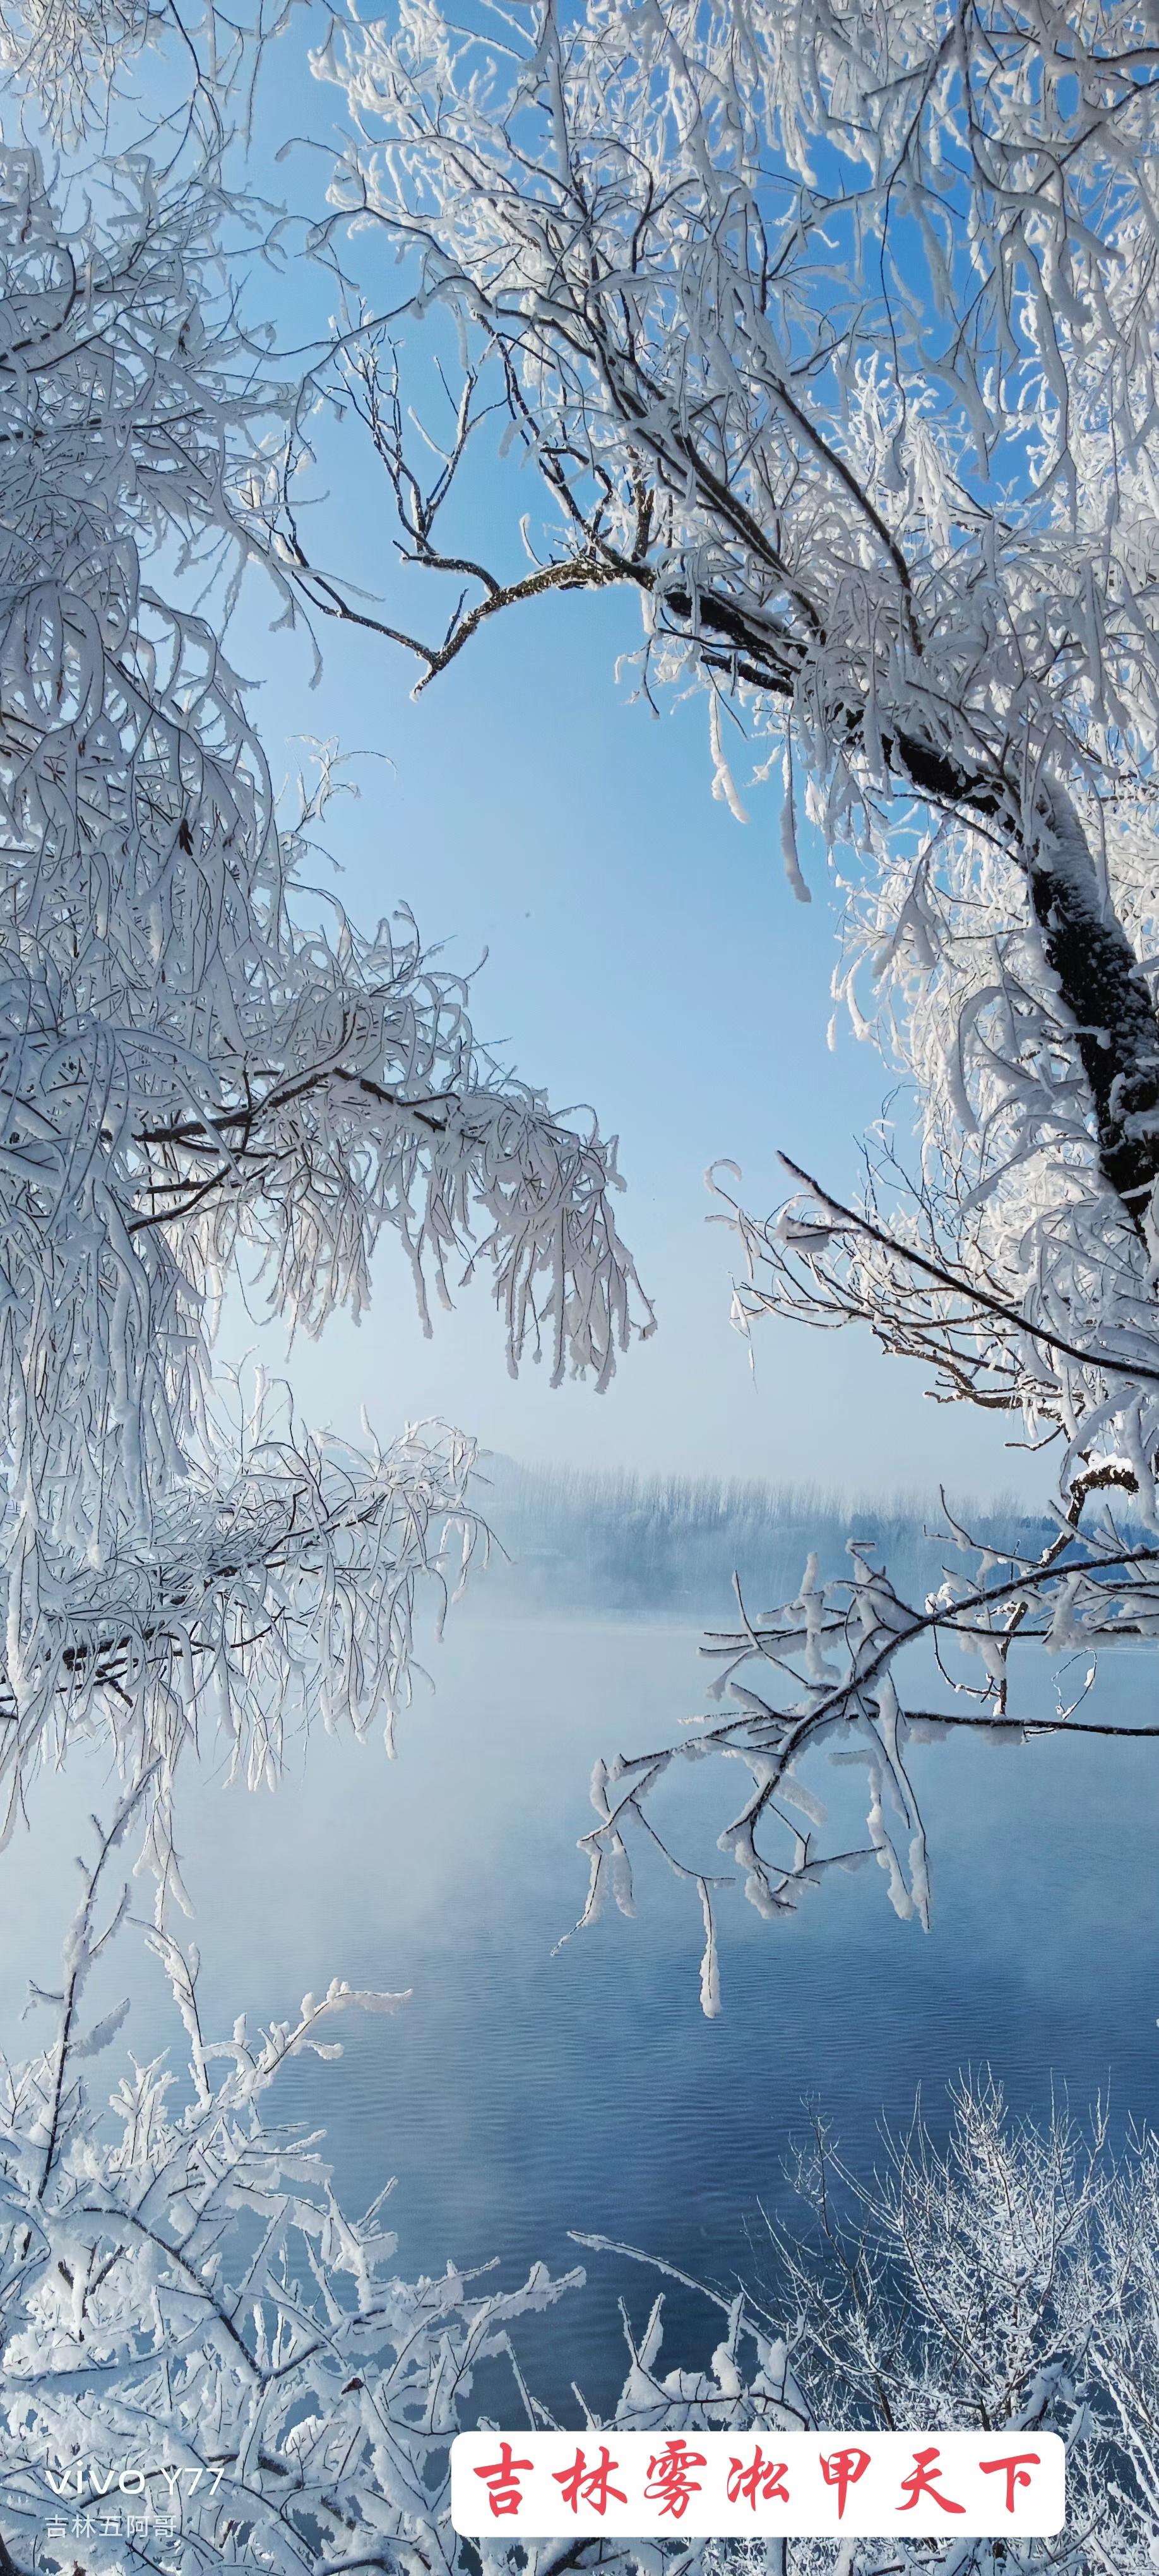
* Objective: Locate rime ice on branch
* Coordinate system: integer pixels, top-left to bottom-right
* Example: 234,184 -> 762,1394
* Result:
308,0 -> 1159,1452
312,0 -> 1159,1244
0,145 -> 651,1834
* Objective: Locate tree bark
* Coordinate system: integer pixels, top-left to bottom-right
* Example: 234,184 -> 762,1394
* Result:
665,587 -> 1159,1228
889,739 -> 1159,1225
1026,816 -> 1159,1214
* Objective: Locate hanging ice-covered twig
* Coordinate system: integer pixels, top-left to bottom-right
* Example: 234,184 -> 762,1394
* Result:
576,1492 -> 1159,2011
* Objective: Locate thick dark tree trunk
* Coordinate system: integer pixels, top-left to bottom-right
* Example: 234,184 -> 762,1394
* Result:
666,586 -> 1159,1227
1027,838 -> 1159,1214
889,734 -> 1159,1226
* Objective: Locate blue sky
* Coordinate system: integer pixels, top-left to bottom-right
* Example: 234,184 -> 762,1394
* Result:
222,548 -> 1049,1503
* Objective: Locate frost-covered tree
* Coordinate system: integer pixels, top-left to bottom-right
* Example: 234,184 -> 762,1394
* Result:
296,0 -> 1159,1971
3,1788 -> 1153,2575
0,125 -> 652,1857
311,0 -> 1159,1265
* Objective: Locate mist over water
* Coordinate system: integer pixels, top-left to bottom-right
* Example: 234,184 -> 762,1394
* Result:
2,1471 -> 1156,2421
475,1456 -> 1049,1616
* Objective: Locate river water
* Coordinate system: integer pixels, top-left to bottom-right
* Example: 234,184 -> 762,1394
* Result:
1,1602 -> 1156,2416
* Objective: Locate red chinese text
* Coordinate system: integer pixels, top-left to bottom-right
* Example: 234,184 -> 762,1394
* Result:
643,2438 -> 706,2520
819,2448 -> 872,2520
727,2447 -> 791,2508
898,2447 -> 965,2515
473,2444 -> 533,2519
980,2452 -> 1041,2515
552,2446 -> 627,2517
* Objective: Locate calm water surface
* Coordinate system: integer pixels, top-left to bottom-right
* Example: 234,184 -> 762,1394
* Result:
1,1605 -> 1156,2414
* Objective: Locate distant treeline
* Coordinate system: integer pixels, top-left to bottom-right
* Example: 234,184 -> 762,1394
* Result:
468,1457 -> 1057,1616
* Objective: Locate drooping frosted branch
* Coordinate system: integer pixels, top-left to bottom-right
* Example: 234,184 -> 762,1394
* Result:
0,146 -> 651,1811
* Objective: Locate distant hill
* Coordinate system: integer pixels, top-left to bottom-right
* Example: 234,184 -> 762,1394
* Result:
466,1457 -> 1057,1618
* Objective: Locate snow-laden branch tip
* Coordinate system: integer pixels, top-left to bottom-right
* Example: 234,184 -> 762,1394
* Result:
576,1481 -> 1159,2011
